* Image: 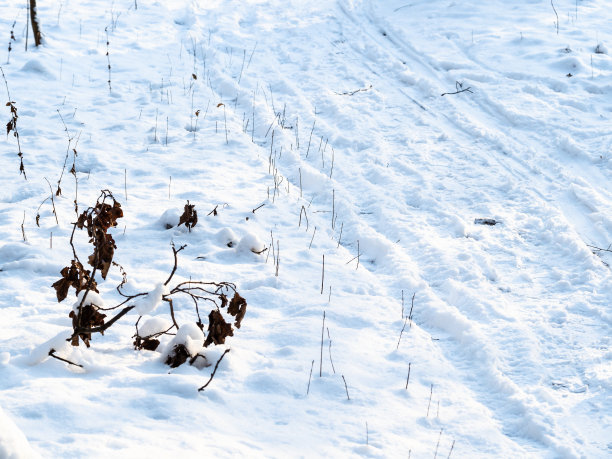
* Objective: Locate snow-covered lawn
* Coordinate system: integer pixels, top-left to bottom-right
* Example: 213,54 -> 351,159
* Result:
1,0 -> 611,457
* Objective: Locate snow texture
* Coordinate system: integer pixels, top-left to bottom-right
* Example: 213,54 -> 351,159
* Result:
134,282 -> 169,316
0,0 -> 611,456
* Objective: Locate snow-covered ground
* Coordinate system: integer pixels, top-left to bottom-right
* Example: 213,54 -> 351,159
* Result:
1,0 -> 611,457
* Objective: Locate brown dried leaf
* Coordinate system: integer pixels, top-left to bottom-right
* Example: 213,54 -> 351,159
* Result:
227,292 -> 247,329
178,201 -> 197,232
165,344 -> 190,368
70,304 -> 106,347
204,309 -> 234,347
134,336 -> 160,351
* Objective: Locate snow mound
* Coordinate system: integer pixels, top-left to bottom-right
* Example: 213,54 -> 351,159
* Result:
27,329 -> 73,366
236,232 -> 265,254
134,283 -> 169,316
72,290 -> 105,314
163,322 -> 205,359
0,405 -> 39,459
138,316 -> 173,337
19,58 -> 55,80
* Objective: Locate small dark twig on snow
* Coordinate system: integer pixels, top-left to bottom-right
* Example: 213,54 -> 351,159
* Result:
48,349 -> 83,368
198,349 -> 230,391
334,84 -> 372,96
441,81 -> 473,97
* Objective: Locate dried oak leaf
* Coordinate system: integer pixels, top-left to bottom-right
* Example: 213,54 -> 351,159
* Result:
51,260 -> 97,302
178,201 -> 197,231
204,309 -> 233,347
227,292 -> 247,329
165,344 -> 190,368
94,201 -> 123,232
69,304 -> 106,347
6,119 -> 15,135
88,233 -> 116,279
134,336 -> 160,351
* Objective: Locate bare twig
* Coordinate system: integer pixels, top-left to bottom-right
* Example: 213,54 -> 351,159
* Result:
252,203 -> 265,213
48,349 -> 83,368
434,428 -> 443,459
306,359 -> 315,395
299,205 -> 309,231
396,316 -> 408,350
321,254 -> 325,294
309,227 -> 317,250
327,328 -> 336,374
44,177 -> 59,225
319,310 -> 325,377
405,362 -> 411,389
198,348 -> 230,391
164,243 -> 187,286
334,84 -> 372,96
551,0 -> 559,35
441,81 -> 473,97
342,375 -> 350,400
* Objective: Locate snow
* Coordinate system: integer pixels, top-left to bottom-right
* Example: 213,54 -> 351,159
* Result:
1,0 -> 611,457
71,289 -> 105,313
133,282 -> 169,316
0,406 -> 39,459
162,322 -> 205,360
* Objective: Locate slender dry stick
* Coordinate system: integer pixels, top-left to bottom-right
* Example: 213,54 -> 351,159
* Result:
198,348 -> 231,391
319,310 -> 325,377
356,240 -> 360,270
305,118 -> 315,158
105,27 -> 111,93
246,41 -> 257,69
48,350 -> 83,368
434,429 -> 443,459
396,316 -> 408,350
237,49 -> 246,83
342,375 -> 350,400
223,104 -> 228,144
321,254 -> 325,294
297,168 -> 303,198
327,327 -> 336,374
44,177 -> 59,224
306,359 -> 314,395
1,66 -> 26,178
330,147 -> 335,179
299,205 -> 308,231
447,440 -> 455,458
21,210 -> 26,241
551,0 -> 559,35
275,240 -> 279,277
55,109 -> 74,195
154,108 -> 158,142
309,227 -> 316,250
405,362 -> 411,389
409,293 -> 415,328
26,0 -> 29,52
337,222 -> 343,248
332,189 -> 335,230
427,383 -> 434,417
328,285 -> 332,303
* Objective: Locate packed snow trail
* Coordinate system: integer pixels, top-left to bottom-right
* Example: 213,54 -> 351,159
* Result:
0,0 -> 610,457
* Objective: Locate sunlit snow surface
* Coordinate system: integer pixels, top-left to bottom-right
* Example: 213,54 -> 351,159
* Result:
1,0 -> 611,457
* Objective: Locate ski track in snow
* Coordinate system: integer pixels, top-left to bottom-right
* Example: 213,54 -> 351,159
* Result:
0,0 -> 611,457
